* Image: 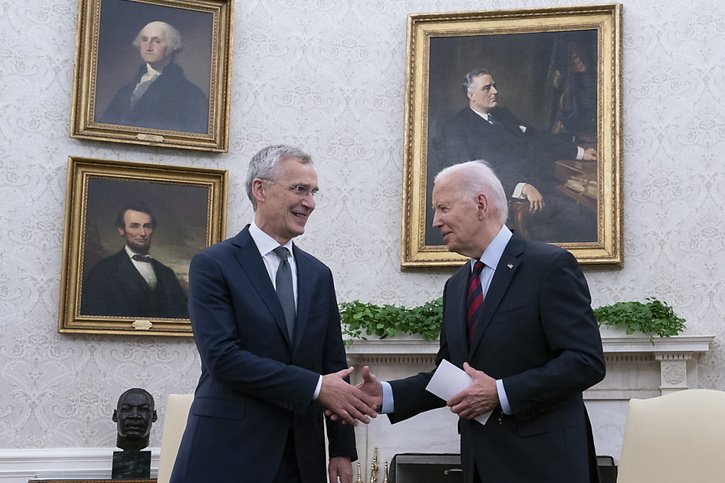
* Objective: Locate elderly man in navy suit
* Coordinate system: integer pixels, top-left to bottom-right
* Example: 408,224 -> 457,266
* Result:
81,201 -> 188,318
171,145 -> 377,483
353,161 -> 605,483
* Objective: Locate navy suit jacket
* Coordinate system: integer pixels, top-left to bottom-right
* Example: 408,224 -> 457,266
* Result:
80,248 -> 188,318
171,227 -> 356,483
388,232 -> 605,483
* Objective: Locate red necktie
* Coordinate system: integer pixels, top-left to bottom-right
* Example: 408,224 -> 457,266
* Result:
467,260 -> 485,345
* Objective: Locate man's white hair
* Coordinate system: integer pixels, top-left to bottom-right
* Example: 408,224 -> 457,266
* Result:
133,21 -> 184,55
434,160 -> 509,225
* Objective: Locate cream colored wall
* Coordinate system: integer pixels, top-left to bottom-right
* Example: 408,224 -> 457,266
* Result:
0,0 -> 723,450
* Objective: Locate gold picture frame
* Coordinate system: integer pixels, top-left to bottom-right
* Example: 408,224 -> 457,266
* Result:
58,156 -> 227,336
70,0 -> 233,152
401,4 -> 622,267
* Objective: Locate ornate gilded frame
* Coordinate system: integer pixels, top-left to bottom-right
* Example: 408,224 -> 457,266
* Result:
70,0 -> 233,151
401,4 -> 622,267
58,156 -> 227,336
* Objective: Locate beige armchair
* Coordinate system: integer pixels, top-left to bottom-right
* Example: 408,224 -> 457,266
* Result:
156,394 -> 194,483
617,389 -> 725,483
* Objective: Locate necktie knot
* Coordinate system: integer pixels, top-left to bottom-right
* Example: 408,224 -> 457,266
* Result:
473,260 -> 485,275
132,254 -> 152,263
273,246 -> 290,261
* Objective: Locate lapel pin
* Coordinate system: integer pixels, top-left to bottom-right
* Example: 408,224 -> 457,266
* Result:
507,263 -> 513,269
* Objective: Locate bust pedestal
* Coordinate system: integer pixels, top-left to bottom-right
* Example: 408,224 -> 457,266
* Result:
112,451 -> 151,479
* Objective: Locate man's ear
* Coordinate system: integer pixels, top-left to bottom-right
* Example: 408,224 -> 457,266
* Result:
475,193 -> 488,218
251,178 -> 266,205
112,409 -> 118,423
116,226 -> 125,236
152,410 -> 158,423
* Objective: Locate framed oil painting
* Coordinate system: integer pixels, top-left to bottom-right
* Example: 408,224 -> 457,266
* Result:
58,156 -> 227,336
70,0 -> 233,151
401,4 -> 622,267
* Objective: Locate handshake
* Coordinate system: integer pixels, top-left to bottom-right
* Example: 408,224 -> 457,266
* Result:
319,366 -> 382,425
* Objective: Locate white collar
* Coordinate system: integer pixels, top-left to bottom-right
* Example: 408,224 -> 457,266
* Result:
249,222 -> 294,258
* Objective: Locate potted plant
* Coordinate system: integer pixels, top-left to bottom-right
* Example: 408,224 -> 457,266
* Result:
339,298 -> 442,341
593,298 -> 686,339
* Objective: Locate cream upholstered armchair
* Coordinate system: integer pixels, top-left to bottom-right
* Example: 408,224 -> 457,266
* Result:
617,389 -> 725,483
156,394 -> 194,483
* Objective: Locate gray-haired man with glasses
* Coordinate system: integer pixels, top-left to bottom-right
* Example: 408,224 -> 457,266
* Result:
171,145 -> 375,483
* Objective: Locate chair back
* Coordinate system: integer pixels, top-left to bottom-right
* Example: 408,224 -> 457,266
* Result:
617,389 -> 725,483
156,394 -> 194,483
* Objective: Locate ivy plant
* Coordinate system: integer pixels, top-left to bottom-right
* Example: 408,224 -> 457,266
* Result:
593,298 -> 686,338
339,298 -> 443,341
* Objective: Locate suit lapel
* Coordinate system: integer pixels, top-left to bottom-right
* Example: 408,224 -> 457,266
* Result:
469,233 -> 525,356
114,251 -> 150,295
231,228 -> 292,347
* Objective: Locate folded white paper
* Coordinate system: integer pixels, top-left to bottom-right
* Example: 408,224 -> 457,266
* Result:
425,359 -> 491,425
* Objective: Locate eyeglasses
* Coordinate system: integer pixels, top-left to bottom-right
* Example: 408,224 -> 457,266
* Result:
261,179 -> 320,199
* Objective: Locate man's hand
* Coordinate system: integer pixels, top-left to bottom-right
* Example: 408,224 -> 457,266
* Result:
521,184 -> 545,214
358,366 -> 383,409
326,366 -> 383,423
319,367 -> 378,425
328,456 -> 352,483
582,147 -> 597,161
447,362 -> 499,419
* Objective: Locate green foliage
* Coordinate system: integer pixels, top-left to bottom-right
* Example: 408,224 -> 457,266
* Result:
593,298 -> 686,338
339,298 -> 443,341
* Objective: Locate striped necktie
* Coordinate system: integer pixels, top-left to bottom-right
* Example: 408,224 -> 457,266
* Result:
467,260 -> 485,345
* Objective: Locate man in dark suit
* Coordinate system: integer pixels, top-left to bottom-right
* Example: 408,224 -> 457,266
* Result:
357,161 -> 605,482
99,21 -> 208,133
432,68 -> 597,242
171,145 -> 377,483
81,201 -> 188,318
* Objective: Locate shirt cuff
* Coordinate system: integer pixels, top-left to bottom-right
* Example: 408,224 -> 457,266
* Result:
313,375 -> 322,399
496,379 -> 512,415
576,146 -> 584,160
512,182 -> 526,199
380,381 -> 394,414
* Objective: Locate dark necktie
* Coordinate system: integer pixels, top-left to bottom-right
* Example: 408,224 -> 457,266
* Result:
273,246 -> 296,339
467,260 -> 485,345
487,113 -> 501,127
132,254 -> 152,263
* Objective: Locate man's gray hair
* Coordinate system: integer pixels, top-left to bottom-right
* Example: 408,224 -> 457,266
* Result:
245,145 -> 313,210
133,21 -> 184,55
434,160 -> 509,225
462,68 -> 492,97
